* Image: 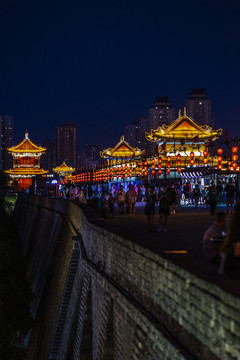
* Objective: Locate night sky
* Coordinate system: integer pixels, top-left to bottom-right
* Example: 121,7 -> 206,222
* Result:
0,0 -> 240,149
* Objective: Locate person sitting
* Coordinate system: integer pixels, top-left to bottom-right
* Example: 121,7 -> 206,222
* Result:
218,204 -> 240,277
203,211 -> 226,262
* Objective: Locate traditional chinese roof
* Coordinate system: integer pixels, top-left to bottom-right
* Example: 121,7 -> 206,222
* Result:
7,131 -> 46,154
5,168 -> 49,177
100,135 -> 144,158
52,161 -> 75,174
146,108 -> 222,142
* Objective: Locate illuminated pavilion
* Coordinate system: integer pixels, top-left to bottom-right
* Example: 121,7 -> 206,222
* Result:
5,131 -> 48,190
91,135 -> 145,182
100,135 -> 144,162
53,161 -> 75,181
145,107 -> 223,176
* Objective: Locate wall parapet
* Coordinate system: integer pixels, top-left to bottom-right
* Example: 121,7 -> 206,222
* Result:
15,194 -> 240,360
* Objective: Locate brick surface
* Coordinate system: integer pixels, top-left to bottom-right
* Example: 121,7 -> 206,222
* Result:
14,195 -> 240,360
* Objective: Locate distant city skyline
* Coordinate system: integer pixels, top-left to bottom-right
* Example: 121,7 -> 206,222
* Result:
0,1 -> 239,148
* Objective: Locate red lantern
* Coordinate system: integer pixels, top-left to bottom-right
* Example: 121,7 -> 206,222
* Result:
121,175 -> 124,179
139,162 -> 142,167
151,159 -> 155,164
190,159 -> 195,165
232,146 -> 238,153
144,171 -> 148,177
217,164 -> 223,170
217,148 -> 223,155
151,170 -> 156,176
177,167 -> 182,174
167,156 -> 171,162
190,152 -> 194,158
144,166 -> 148,171
139,173 -> 142,177
166,168 -> 171,175
144,161 -> 148,166
232,162 -> 238,170
151,164 -> 155,170
232,154 -> 238,161
167,162 -> 171,168
177,160 -> 181,166
203,149 -> 208,157
158,157 -> 162,164
217,156 -> 223,163
158,169 -> 162,176
176,154 -> 181,160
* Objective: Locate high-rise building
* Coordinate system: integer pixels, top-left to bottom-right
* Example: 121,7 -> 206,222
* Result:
124,117 -> 148,151
40,139 -> 57,172
147,97 -> 175,155
85,144 -> 100,169
0,115 -> 13,170
56,123 -> 77,168
185,88 -> 213,126
147,97 -> 176,131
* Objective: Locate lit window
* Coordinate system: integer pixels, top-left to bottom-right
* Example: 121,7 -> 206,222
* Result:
199,102 -> 202,105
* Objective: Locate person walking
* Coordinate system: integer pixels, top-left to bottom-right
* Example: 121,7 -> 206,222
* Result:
144,185 -> 157,232
107,193 -> 115,219
158,183 -> 171,232
193,184 -> 200,208
117,185 -> 125,215
127,185 -> 137,218
208,184 -> 218,216
225,178 -> 235,214
169,183 -> 177,214
216,181 -> 223,207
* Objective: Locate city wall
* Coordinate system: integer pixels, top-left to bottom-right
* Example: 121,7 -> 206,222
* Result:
14,194 -> 240,360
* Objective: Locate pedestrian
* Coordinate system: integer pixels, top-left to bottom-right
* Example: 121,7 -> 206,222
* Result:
107,193 -> 115,219
158,183 -> 171,232
140,185 -> 146,202
208,184 -> 218,216
193,184 -> 200,208
79,188 -> 87,204
218,204 -> 240,277
69,185 -> 75,199
144,185 -> 157,232
117,185 -> 125,215
202,211 -> 226,262
225,178 -> 235,215
169,183 -> 177,214
73,185 -> 79,200
216,181 -> 223,207
127,185 -> 137,217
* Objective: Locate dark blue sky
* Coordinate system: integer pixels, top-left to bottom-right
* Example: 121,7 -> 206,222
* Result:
0,0 -> 240,148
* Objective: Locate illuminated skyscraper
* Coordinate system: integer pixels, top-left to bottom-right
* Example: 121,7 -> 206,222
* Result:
185,88 -> 213,126
147,97 -> 175,155
56,123 -> 77,168
0,115 -> 13,170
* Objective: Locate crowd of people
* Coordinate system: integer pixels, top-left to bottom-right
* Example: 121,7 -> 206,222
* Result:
59,178 -> 239,277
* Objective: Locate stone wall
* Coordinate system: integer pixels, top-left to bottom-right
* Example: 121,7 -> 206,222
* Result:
15,194 -> 240,360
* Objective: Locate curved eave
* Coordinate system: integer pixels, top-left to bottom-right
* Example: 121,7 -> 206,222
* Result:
5,169 -> 49,175
146,132 -> 222,142
53,169 -> 75,173
7,149 -> 46,154
100,150 -> 143,159
7,138 -> 46,153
